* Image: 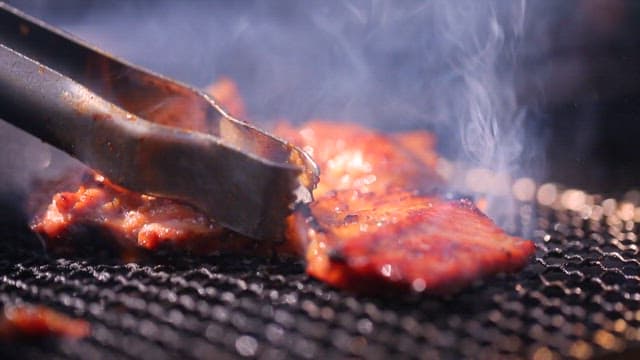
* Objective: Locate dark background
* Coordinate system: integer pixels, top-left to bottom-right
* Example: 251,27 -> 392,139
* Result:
2,0 -> 640,197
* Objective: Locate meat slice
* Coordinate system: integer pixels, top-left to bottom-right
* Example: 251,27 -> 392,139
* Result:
32,173 -> 222,253
0,305 -> 90,339
280,121 -> 535,294
274,121 -> 442,197
31,118 -> 534,294
30,74 -> 534,294
291,189 -> 535,294
32,173 -> 299,257
29,77 -> 298,258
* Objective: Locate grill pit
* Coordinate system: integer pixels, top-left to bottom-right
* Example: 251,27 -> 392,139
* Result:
1,198 -> 639,359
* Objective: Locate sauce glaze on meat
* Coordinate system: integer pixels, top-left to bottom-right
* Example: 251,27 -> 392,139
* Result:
279,121 -> 534,294
0,305 -> 90,339
30,78 -> 535,294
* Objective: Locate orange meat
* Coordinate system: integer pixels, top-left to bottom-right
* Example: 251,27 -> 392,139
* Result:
31,77 -> 534,294
275,121 -> 442,197
291,190 -> 535,294
277,121 -> 534,293
0,305 -> 90,339
32,173 -> 298,257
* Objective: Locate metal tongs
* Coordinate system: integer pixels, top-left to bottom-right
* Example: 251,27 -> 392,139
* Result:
0,3 -> 318,241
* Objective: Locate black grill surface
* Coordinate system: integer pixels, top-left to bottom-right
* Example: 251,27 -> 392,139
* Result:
1,200 -> 640,359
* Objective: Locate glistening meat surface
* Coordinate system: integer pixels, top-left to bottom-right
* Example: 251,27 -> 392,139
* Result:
31,173 -> 299,258
0,305 -> 90,339
30,78 -> 302,258
279,122 -> 534,293
291,189 -> 535,294
30,79 -> 534,294
275,121 -> 441,197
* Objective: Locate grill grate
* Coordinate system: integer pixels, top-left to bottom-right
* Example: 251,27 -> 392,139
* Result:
1,201 -> 640,359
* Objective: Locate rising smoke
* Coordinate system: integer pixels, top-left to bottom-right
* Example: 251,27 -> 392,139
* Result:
1,0 -> 552,223
441,0 -> 527,171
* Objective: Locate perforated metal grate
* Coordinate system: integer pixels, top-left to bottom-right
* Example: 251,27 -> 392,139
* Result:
1,200 -> 640,359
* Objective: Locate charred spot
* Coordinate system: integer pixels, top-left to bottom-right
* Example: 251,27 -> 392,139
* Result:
293,203 -> 312,217
328,248 -> 347,264
296,204 -> 323,232
343,214 -> 359,224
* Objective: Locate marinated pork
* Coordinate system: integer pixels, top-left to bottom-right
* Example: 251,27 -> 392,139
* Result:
274,121 -> 442,197
31,172 -> 299,257
30,78 -> 535,294
0,305 -> 90,339
290,189 -> 535,294
279,121 -> 534,293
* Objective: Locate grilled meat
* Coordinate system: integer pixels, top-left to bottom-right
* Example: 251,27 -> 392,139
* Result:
33,173 -> 224,253
31,78 -> 534,294
278,121 -> 534,293
0,305 -> 90,339
290,189 -> 535,294
32,172 -> 299,257
274,121 -> 442,197
31,78 -> 294,256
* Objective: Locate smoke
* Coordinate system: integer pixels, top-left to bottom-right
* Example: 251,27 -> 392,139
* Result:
0,0 -> 555,225
435,0 -> 528,170
414,0 -> 531,228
